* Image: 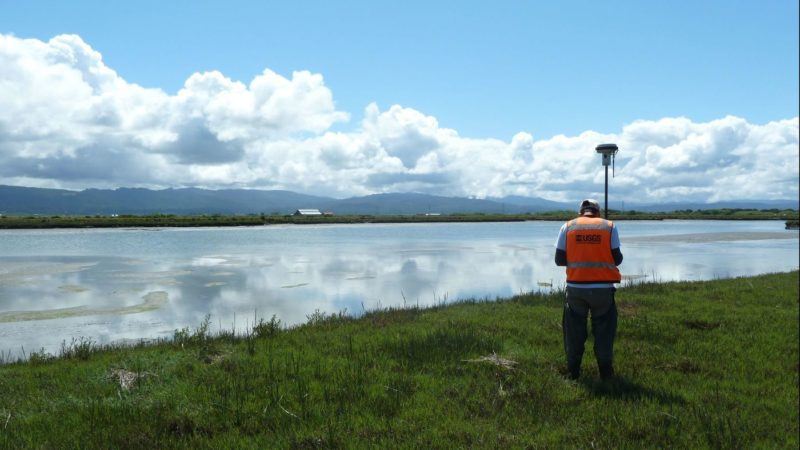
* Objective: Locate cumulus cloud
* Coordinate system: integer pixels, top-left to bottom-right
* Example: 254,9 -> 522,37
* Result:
0,33 -> 797,203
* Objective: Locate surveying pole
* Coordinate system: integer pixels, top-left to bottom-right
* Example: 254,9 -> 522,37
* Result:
595,143 -> 619,219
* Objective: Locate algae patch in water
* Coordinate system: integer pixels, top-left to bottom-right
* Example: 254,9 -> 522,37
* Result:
192,257 -> 229,266
499,244 -> 536,251
281,282 -> 309,289
626,231 -> 798,244
0,291 -> 168,323
0,262 -> 98,287
121,259 -> 146,266
397,248 -> 450,255
346,275 -> 376,280
108,270 -> 189,286
58,284 -> 89,293
110,270 -> 191,280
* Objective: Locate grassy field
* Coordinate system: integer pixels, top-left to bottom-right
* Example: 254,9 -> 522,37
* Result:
0,208 -> 798,229
0,272 -> 797,448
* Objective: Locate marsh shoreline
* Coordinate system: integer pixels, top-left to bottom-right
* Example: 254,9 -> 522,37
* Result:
1,210 -> 797,229
1,271 -> 797,447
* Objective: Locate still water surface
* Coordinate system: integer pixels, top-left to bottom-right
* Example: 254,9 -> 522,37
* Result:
1,220 -> 797,357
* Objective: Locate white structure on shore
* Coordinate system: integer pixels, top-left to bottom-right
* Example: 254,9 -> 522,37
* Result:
293,209 -> 322,216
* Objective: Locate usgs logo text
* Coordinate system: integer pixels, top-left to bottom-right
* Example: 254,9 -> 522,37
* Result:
575,234 -> 602,244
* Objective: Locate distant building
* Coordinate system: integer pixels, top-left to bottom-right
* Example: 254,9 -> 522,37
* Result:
293,209 -> 322,216
322,211 -> 335,216
424,213 -> 441,216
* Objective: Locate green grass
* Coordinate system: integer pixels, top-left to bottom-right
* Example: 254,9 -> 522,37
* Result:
0,208 -> 797,229
0,272 -> 797,448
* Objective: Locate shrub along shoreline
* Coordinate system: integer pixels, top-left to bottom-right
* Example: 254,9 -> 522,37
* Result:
0,209 -> 798,229
0,271 -> 798,448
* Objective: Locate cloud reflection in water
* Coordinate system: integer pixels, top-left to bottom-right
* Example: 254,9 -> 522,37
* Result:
0,221 -> 797,357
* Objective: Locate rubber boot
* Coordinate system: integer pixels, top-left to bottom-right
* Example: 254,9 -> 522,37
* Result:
598,362 -> 614,380
567,363 -> 581,380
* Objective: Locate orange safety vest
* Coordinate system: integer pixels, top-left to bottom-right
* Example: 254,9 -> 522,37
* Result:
565,216 -> 621,284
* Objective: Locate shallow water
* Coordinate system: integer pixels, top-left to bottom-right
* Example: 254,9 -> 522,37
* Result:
0,220 -> 797,357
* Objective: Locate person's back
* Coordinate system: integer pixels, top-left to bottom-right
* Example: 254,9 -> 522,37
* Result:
554,199 -> 623,380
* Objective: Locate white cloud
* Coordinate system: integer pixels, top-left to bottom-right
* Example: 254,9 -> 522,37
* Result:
0,33 -> 797,203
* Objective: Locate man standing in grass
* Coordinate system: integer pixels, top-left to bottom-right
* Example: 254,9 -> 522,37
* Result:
554,199 -> 623,380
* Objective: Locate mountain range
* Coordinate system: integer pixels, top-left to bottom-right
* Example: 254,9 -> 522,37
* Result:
0,185 -> 796,215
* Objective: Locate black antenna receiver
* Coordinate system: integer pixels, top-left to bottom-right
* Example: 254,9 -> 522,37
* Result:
595,144 -> 619,218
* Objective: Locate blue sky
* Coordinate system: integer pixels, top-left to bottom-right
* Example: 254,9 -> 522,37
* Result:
3,0 -> 797,139
0,1 -> 797,201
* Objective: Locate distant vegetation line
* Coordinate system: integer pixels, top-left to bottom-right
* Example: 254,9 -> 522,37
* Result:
0,209 -> 797,229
